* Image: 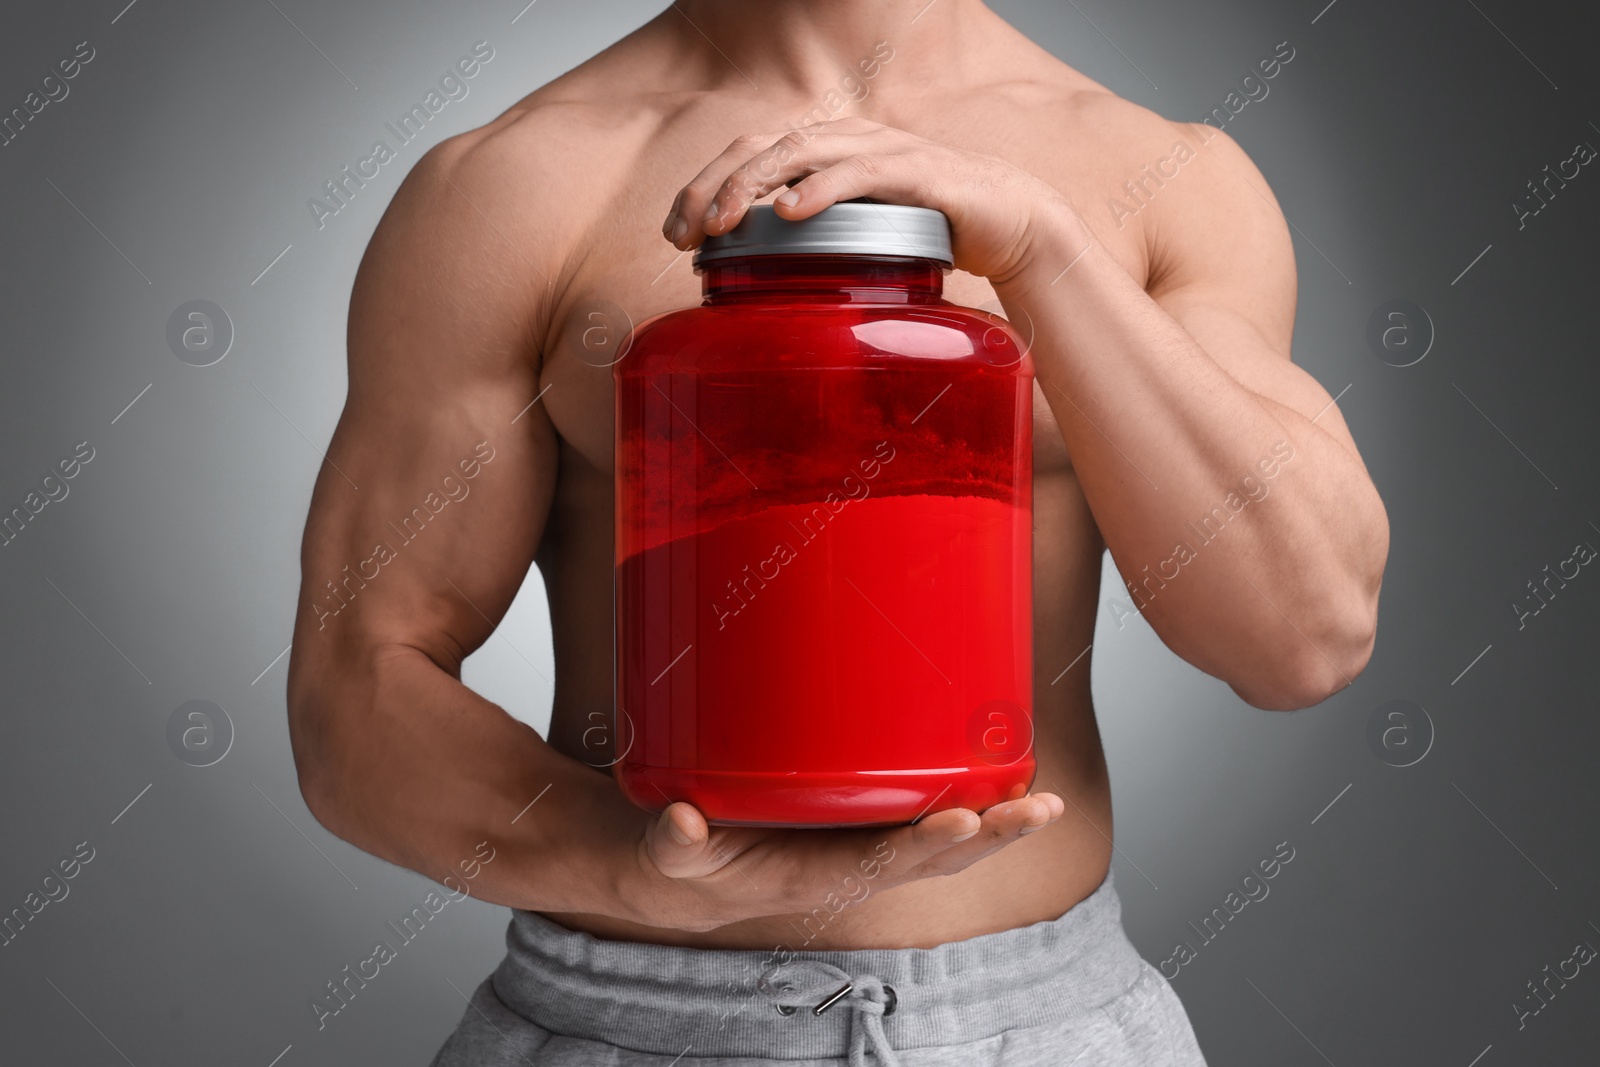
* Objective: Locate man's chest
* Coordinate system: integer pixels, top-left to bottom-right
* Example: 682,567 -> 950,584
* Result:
533,116 -> 1146,478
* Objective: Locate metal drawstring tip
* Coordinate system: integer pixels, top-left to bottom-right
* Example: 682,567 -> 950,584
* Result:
813,982 -> 854,1016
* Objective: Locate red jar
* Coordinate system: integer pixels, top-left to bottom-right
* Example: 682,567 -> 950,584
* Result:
614,202 -> 1033,826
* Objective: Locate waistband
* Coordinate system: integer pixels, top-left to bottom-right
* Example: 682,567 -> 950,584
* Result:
492,872 -> 1143,1059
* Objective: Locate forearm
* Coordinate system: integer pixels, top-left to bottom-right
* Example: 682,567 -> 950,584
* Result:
659,114 -> 1387,704
997,204 -> 1386,705
288,643 -> 641,915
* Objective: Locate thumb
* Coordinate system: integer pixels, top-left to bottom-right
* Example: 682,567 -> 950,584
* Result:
643,802 -> 724,879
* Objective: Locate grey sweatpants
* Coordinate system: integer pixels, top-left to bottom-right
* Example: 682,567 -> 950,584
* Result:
432,873 -> 1207,1065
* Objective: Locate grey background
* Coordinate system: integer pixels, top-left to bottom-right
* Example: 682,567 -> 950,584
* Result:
1,0 -> 1596,1063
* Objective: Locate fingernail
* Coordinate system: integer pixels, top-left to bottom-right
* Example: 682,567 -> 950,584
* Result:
951,829 -> 979,842
662,810 -> 694,846
670,216 -> 688,243
776,190 -> 800,208
703,201 -> 720,221
1018,822 -> 1047,835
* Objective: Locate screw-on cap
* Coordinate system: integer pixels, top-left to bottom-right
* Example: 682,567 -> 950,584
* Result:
694,201 -> 953,268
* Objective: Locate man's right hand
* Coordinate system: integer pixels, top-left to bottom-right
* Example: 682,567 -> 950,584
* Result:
603,793 -> 1064,933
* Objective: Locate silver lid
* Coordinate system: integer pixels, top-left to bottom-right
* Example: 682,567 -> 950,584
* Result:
694,201 -> 953,268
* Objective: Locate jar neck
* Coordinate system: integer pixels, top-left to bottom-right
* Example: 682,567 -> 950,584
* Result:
700,255 -> 947,305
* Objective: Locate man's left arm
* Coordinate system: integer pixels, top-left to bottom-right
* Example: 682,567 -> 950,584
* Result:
669,116 -> 1389,710
994,126 -> 1388,710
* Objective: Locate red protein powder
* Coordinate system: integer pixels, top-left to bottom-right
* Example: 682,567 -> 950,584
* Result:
616,490 -> 1032,825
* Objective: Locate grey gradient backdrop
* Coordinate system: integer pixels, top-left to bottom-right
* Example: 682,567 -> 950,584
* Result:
2,0 -> 1598,1064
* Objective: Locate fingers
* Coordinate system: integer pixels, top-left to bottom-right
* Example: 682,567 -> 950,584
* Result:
663,120 -> 910,251
702,131 -> 843,234
643,801 -> 724,879
771,155 -> 895,220
773,792 -> 1063,897
664,131 -> 789,249
722,805 -> 988,911
868,805 -> 985,870
641,790 -> 1065,927
896,793 -> 1065,881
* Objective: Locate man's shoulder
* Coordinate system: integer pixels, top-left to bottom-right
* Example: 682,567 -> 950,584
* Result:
357,44 -> 697,343
422,90 -> 656,207
372,81 -> 670,287
1043,86 -> 1267,239
1050,87 -> 1233,174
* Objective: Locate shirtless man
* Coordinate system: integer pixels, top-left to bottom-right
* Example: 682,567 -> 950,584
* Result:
287,2 -> 1388,1063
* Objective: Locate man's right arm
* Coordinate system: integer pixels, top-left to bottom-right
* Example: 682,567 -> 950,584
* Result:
286,132 -> 631,912
287,125 -> 1064,931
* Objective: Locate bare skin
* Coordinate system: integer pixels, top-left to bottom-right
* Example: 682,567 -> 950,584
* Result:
287,0 -> 1387,952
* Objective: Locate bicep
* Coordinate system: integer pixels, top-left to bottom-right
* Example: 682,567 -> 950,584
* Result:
295,141 -> 557,673
1145,126 -> 1363,456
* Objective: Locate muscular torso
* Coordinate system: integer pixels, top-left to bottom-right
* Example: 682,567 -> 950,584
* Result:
496,24 -> 1166,950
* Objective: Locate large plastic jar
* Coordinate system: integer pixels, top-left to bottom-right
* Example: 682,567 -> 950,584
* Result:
614,202 -> 1033,827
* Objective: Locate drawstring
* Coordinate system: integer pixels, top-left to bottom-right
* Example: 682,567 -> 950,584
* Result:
758,960 -> 900,1066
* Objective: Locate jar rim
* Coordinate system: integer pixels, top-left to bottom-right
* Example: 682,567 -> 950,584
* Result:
693,202 -> 953,268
